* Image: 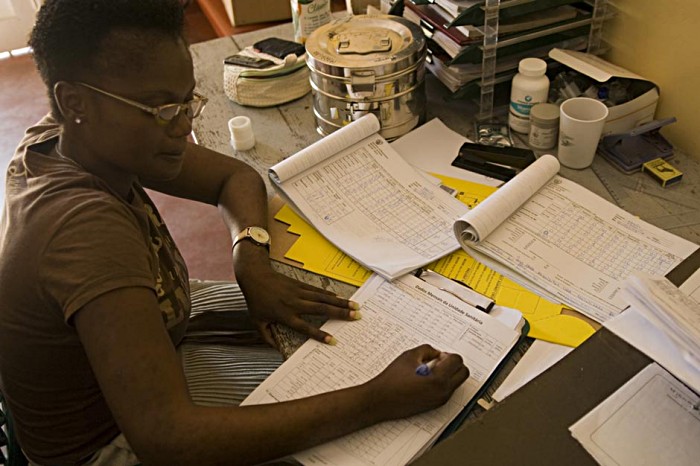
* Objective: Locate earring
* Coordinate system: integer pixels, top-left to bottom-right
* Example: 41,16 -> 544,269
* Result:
75,117 -> 82,124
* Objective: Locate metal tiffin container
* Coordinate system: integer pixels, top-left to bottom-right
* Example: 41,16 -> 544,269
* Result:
305,14 -> 427,141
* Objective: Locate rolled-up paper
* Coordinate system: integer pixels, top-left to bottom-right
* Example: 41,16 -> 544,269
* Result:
454,154 -> 560,244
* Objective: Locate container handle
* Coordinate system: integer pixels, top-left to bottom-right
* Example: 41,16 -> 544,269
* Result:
337,33 -> 392,55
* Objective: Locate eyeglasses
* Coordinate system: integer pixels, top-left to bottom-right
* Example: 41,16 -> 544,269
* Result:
76,82 -> 208,125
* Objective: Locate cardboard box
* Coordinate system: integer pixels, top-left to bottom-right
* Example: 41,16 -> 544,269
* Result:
549,48 -> 659,136
222,0 -> 292,26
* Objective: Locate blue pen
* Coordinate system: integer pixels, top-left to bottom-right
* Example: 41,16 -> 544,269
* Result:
415,358 -> 440,376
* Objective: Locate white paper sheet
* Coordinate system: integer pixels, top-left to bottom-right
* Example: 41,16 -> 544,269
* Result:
270,113 -> 380,184
389,118 -> 502,187
491,339 -> 573,402
454,155 -> 699,323
680,267 -> 700,301
605,308 -> 700,394
605,273 -> 700,394
623,274 -> 700,368
454,155 -> 560,242
570,363 -> 700,466
270,115 -> 469,280
242,274 -> 522,466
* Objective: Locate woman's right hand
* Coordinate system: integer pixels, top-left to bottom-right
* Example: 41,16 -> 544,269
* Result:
364,344 -> 470,421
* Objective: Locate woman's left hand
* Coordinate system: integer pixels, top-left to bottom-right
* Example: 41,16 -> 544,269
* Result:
237,265 -> 360,347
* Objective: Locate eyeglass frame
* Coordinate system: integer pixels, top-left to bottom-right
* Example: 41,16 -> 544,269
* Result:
74,81 -> 208,125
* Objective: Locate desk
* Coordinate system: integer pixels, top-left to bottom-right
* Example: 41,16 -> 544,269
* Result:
189,20 -> 700,464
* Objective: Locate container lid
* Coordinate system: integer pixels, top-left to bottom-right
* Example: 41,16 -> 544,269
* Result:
548,48 -> 654,85
530,103 -> 560,123
518,58 -> 547,77
305,14 -> 425,69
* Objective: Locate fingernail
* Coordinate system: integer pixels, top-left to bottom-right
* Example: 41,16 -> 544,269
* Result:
324,335 -> 338,345
349,310 -> 363,320
348,301 -> 360,310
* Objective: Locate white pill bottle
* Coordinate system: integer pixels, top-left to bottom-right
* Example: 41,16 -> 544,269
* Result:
508,58 -> 550,134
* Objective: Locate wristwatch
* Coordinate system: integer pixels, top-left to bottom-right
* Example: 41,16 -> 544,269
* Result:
232,226 -> 271,251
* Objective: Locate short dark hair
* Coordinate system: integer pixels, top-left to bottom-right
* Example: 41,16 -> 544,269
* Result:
29,0 -> 185,119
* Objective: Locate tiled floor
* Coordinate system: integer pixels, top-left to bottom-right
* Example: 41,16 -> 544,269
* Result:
0,2 -> 241,280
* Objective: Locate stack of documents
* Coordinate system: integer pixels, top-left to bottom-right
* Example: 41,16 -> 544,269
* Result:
402,0 -> 592,96
453,154 -> 698,324
623,274 -> 700,369
605,269 -> 700,394
243,273 -> 526,466
268,114 -> 468,280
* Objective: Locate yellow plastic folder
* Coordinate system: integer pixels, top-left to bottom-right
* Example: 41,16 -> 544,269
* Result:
275,204 -> 372,286
273,175 -> 595,347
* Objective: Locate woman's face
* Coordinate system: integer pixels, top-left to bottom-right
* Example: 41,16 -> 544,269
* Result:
78,31 -> 196,184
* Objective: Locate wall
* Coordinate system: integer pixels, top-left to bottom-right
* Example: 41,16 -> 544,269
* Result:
603,0 -> 700,158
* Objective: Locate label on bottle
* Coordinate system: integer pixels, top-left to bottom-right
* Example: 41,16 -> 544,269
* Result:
508,71 -> 549,134
510,99 -> 534,116
528,124 -> 558,150
291,0 -> 331,44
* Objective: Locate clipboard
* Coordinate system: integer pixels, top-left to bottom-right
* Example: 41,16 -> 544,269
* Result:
414,269 -> 531,443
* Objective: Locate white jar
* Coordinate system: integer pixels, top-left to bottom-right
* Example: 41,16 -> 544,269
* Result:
528,103 -> 559,150
508,58 -> 550,134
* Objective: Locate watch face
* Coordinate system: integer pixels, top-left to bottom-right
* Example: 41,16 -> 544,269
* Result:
249,226 -> 270,244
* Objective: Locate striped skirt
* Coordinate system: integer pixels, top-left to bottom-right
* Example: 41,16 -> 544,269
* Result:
40,280 -> 288,466
181,279 -> 284,406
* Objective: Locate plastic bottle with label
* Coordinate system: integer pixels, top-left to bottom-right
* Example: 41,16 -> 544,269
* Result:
528,103 -> 559,150
508,58 -> 550,134
291,0 -> 331,44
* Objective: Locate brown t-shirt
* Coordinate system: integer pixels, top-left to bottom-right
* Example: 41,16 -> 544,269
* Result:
0,117 -> 191,465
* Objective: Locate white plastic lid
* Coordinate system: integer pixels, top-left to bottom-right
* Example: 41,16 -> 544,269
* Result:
518,58 -> 547,77
228,116 -> 255,151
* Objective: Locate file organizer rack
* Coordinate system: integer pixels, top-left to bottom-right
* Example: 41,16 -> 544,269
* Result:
396,0 -> 610,119
478,0 -> 500,120
478,0 -> 609,119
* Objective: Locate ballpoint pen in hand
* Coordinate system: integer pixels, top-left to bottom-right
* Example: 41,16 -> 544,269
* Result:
416,353 -> 444,376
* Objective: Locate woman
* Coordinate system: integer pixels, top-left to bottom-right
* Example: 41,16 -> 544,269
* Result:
0,1 -> 468,465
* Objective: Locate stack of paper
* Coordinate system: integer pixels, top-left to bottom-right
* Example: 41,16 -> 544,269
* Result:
605,269 -> 700,397
623,274 -> 700,369
268,114 -> 469,281
402,1 -> 591,95
453,155 -> 699,324
243,273 -> 525,466
271,120 -> 597,348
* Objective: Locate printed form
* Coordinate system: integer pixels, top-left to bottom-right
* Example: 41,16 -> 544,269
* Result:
269,114 -> 468,280
455,155 -> 698,323
570,363 -> 700,466
242,274 -> 521,466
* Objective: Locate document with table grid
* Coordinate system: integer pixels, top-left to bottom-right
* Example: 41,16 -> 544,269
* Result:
455,155 -> 699,323
242,273 -> 522,466
570,363 -> 700,466
269,114 -> 468,281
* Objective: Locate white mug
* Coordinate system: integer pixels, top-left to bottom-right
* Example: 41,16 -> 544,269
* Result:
557,97 -> 609,169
